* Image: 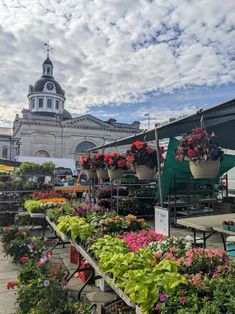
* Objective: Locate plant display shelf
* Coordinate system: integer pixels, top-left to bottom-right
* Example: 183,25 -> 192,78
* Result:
168,175 -> 223,222
45,216 -> 141,313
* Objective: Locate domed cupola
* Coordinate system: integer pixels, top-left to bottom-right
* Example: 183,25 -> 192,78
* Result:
27,51 -> 66,116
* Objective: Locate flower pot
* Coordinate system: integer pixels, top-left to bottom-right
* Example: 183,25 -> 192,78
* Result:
222,224 -> 230,231
135,165 -> 156,180
189,159 -> 220,179
84,169 -> 97,179
96,168 -> 109,180
108,169 -> 123,180
229,225 -> 235,232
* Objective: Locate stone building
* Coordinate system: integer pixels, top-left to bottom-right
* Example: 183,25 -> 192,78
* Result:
0,127 -> 19,161
12,54 -> 141,164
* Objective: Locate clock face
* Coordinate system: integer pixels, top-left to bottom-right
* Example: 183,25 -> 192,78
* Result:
46,82 -> 54,90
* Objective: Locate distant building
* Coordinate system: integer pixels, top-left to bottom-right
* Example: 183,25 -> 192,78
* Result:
10,53 -> 141,165
0,127 -> 19,160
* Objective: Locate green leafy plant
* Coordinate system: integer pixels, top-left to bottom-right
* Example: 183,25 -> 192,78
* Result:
56,216 -> 96,241
24,199 -> 43,213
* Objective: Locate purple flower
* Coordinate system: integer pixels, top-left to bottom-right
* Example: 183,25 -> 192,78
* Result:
43,280 -> 50,287
159,294 -> 167,302
155,303 -> 160,310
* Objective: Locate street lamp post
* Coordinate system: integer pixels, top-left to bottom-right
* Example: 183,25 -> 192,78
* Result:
144,113 -> 150,130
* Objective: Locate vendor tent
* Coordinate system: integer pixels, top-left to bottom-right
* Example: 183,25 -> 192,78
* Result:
161,138 -> 235,196
88,98 -> 235,151
0,158 -> 21,168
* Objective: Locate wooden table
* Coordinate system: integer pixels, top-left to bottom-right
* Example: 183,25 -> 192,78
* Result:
177,214 -> 235,248
53,185 -> 89,193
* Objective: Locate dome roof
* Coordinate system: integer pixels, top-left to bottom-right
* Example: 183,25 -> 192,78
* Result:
63,109 -> 72,120
43,56 -> 53,66
33,77 -> 64,97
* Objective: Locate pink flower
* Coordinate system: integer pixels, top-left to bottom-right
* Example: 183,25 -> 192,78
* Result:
185,260 -> 192,267
169,247 -> 177,253
159,294 -> 167,302
155,251 -> 163,257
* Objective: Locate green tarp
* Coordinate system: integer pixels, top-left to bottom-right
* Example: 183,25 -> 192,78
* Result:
161,138 -> 235,196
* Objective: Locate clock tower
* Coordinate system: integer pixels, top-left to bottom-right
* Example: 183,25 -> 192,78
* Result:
27,49 -> 66,116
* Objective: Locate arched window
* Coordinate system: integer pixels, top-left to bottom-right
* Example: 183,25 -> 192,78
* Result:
34,150 -> 50,157
75,141 -> 96,154
2,146 -> 8,159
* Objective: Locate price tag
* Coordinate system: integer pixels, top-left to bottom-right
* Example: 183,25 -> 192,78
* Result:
154,206 -> 170,236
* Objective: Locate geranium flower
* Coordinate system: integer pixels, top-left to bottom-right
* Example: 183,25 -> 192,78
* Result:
20,256 -> 29,264
7,281 -> 18,290
179,296 -> 187,304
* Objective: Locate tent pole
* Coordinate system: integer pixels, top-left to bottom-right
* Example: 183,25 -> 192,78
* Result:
155,125 -> 163,207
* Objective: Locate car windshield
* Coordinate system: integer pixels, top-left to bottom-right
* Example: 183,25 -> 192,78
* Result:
56,168 -> 73,175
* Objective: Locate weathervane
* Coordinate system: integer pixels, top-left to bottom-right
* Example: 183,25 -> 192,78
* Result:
43,40 -> 53,57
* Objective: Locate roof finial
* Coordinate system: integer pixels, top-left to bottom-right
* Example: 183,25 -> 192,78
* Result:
43,40 -> 53,58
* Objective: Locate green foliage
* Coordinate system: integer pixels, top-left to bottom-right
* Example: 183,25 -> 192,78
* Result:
24,199 -> 43,213
17,161 -> 55,175
56,216 -> 96,241
89,235 -> 129,259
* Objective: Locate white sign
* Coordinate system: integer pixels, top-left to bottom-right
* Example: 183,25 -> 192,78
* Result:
154,206 -> 170,237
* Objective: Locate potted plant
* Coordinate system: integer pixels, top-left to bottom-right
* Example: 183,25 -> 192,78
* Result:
228,220 -> 235,232
176,128 -> 223,179
126,140 -> 164,180
93,154 -> 109,179
80,155 -> 97,179
104,152 -> 127,180
222,220 -> 230,230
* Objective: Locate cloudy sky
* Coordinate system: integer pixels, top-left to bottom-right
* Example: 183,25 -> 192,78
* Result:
0,0 -> 235,129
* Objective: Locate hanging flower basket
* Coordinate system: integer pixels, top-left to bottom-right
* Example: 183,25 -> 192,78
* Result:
84,169 -> 97,179
135,165 -> 156,180
108,168 -> 123,180
96,168 -> 109,179
189,159 -> 220,179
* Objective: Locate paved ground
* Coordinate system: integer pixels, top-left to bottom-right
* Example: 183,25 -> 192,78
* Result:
0,246 -> 18,314
0,223 -> 228,314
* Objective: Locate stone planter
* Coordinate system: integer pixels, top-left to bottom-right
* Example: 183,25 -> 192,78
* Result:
108,169 -> 123,180
96,168 -> 109,180
189,159 -> 220,179
135,165 -> 155,181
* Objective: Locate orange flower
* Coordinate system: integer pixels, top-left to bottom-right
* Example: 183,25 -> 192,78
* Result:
39,198 -> 67,203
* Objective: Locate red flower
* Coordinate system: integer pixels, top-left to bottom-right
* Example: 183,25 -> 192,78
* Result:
104,153 -> 111,163
14,231 -> 22,238
37,261 -> 43,267
147,146 -> 153,154
111,152 -> 120,158
47,250 -> 53,258
20,256 -> 29,264
133,140 -> 144,150
159,146 -> 165,154
2,227 -> 11,232
109,159 -> 114,165
187,149 -> 196,157
117,160 -> 126,168
7,281 -> 18,290
179,297 -> 187,304
194,128 -> 203,134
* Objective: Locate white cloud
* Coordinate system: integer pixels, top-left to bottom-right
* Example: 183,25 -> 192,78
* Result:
0,0 -> 235,126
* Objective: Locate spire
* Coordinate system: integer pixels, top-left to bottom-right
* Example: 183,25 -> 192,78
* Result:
42,41 -> 53,77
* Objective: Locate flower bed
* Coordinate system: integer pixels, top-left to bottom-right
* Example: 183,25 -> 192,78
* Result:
4,197 -> 235,314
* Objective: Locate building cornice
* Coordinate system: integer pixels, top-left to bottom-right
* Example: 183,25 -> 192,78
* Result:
15,118 -> 139,134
